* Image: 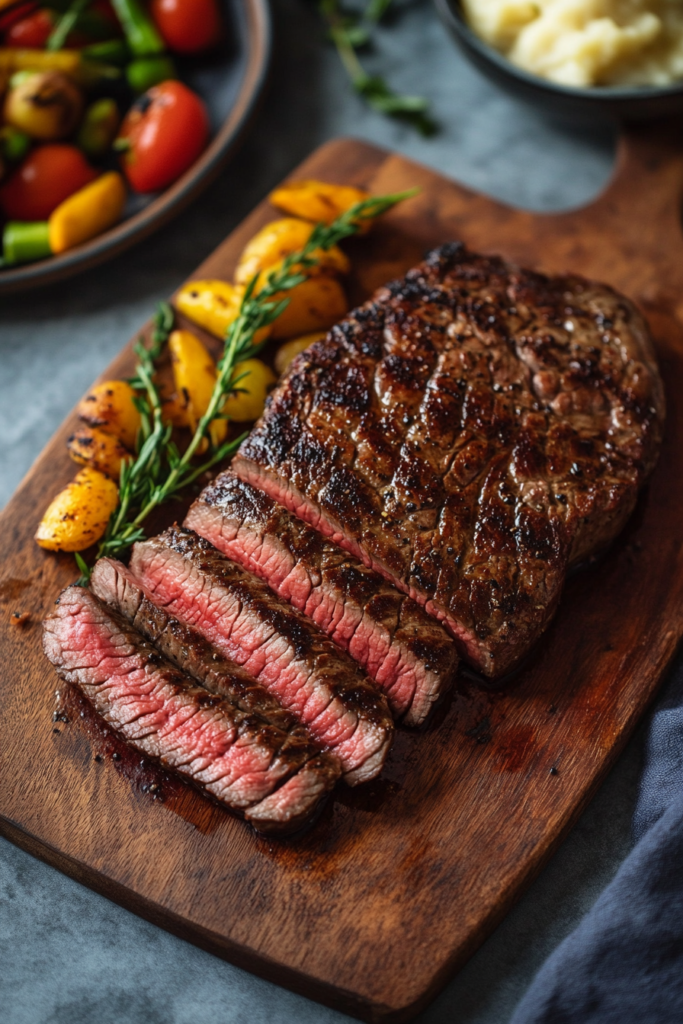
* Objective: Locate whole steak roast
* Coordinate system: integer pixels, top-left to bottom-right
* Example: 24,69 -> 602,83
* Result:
235,243 -> 665,677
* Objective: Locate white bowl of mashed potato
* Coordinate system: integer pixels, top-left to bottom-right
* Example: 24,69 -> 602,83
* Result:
436,0 -> 683,119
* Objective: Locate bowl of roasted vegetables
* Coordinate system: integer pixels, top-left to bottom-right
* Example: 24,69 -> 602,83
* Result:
0,0 -> 269,292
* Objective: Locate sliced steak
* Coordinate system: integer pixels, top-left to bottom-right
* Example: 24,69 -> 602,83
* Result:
91,556 -> 313,741
129,527 -> 393,783
185,470 -> 458,725
43,587 -> 339,832
234,243 -> 664,677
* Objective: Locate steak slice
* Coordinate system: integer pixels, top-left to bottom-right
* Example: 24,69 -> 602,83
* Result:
235,243 -> 665,677
43,587 -> 340,833
91,556 -> 313,741
129,527 -> 393,783
185,470 -> 458,725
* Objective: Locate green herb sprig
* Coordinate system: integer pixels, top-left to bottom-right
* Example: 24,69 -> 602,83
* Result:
76,186 -> 417,584
318,0 -> 437,137
47,0 -> 93,52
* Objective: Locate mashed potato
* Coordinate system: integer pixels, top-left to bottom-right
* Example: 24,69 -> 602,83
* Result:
462,0 -> 683,86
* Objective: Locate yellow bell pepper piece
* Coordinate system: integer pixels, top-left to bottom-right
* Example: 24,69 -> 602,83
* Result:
169,330 -> 226,449
0,47 -> 81,76
223,359 -> 276,423
0,48 -> 113,86
49,171 -> 126,254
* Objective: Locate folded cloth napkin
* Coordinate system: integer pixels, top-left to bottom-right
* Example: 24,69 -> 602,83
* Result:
509,657 -> 683,1024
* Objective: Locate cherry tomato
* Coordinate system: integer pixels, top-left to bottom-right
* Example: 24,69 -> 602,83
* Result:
117,81 -> 209,193
0,2 -> 38,36
150,0 -> 221,54
0,145 -> 97,221
4,8 -> 53,47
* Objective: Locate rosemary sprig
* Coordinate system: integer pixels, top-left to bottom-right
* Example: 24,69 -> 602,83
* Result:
77,187 -> 417,583
318,0 -> 437,137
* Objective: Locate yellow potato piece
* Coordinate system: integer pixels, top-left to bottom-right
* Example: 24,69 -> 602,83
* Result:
35,468 -> 118,552
169,329 -> 226,448
158,386 -> 190,429
235,218 -> 349,287
269,180 -> 371,229
274,332 -> 326,376
223,359 -> 276,423
77,380 -> 141,451
270,276 -> 348,340
49,171 -> 126,254
175,278 -> 270,345
176,279 -> 241,339
67,425 -> 131,480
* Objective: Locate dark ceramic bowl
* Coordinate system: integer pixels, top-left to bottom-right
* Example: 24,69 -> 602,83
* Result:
435,0 -> 683,122
0,0 -> 270,294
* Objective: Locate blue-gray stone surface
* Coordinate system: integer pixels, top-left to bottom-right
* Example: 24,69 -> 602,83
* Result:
0,2 -> 640,1021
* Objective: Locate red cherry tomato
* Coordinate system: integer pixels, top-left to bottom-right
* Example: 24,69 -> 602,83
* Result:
150,0 -> 221,54
0,145 -> 98,221
118,81 -> 209,193
0,1 -> 38,36
4,7 -> 53,48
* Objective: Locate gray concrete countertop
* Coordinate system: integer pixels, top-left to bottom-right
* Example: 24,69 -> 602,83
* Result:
1,2 -> 637,1022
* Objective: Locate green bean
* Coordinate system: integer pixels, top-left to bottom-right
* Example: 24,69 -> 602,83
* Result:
3,222 -> 52,265
110,0 -> 165,57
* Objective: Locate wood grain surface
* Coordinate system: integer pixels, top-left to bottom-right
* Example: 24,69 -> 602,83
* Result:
2,126 -> 683,1023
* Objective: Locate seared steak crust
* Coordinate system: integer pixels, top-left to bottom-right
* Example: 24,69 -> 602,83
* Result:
185,470 -> 458,725
130,527 -> 394,783
43,587 -> 340,833
236,243 -> 664,676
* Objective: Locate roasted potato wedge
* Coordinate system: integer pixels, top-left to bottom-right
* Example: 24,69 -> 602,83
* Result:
269,180 -> 371,230
158,385 -> 190,428
67,425 -> 131,479
175,279 -> 241,339
270,276 -> 348,340
234,218 -> 349,287
274,332 -> 327,376
175,278 -> 270,345
223,359 -> 276,423
35,468 -> 118,552
77,380 -> 141,451
169,329 -> 226,448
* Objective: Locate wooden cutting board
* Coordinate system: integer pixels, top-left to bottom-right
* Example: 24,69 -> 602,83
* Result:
3,127 -> 683,1024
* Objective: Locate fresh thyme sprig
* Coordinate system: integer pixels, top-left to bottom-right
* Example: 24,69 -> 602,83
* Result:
318,0 -> 437,137
76,187 -> 417,584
